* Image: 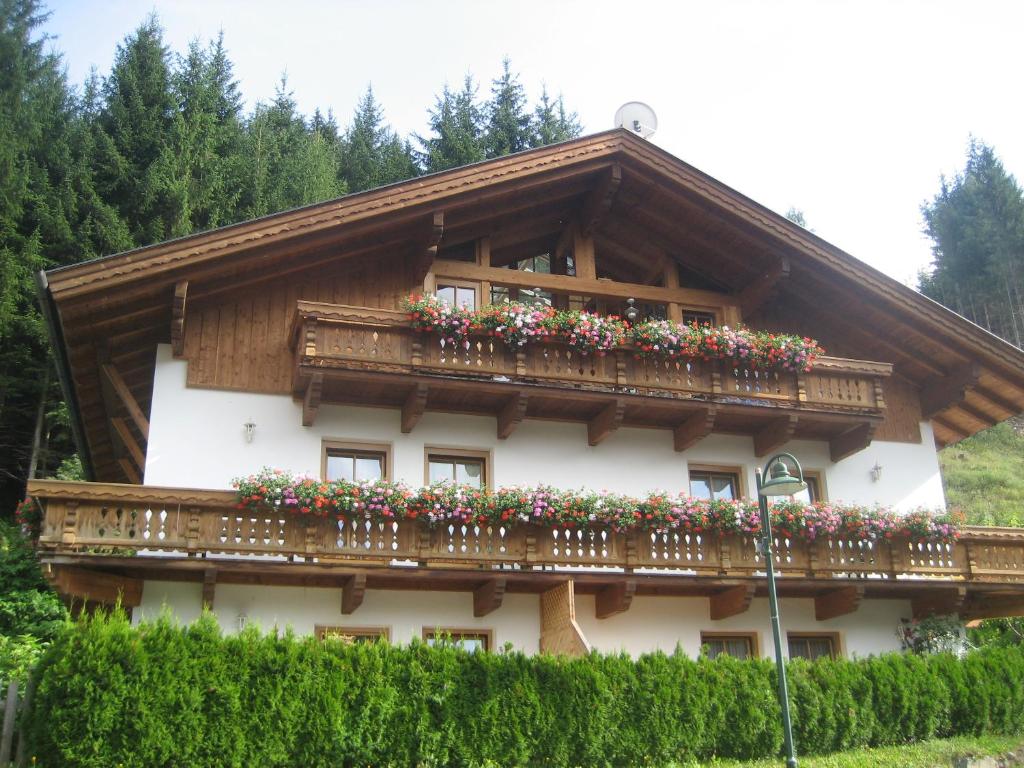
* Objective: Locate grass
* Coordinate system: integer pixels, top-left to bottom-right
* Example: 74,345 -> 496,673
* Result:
940,420 -> 1024,527
671,735 -> 1023,767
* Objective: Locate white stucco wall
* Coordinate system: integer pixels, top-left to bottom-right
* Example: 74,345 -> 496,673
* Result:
145,344 -> 945,510
134,581 -> 908,658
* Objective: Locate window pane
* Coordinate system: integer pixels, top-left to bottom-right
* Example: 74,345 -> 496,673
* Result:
690,475 -> 712,499
455,287 -> 476,309
789,636 -> 834,660
429,460 -> 454,484
326,454 -> 355,482
436,285 -> 456,304
491,286 -> 511,304
711,475 -> 736,500
683,311 -> 716,326
355,456 -> 383,482
456,460 -> 483,487
725,638 -> 751,659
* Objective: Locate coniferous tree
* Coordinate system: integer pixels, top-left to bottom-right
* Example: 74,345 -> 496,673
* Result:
418,75 -> 485,173
483,57 -> 531,158
340,85 -> 417,192
530,85 -> 582,147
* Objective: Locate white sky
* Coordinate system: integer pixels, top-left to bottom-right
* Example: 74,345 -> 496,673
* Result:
43,0 -> 1024,287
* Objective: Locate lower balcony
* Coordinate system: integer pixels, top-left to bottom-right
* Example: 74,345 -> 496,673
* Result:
28,480 -> 1024,625
290,303 -> 892,459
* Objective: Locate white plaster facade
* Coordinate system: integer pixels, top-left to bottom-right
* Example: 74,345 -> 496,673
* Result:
136,344 -> 938,658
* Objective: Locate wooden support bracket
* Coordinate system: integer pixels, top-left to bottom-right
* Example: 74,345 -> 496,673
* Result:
753,415 -> 798,457
341,573 -> 366,615
539,580 -> 591,656
588,399 -> 625,446
963,593 -> 1024,621
920,363 -> 981,420
202,569 -> 217,611
814,585 -> 864,621
302,373 -> 324,427
912,586 -> 967,619
595,579 -> 637,619
578,163 -> 622,237
102,362 -> 150,439
737,257 -> 790,317
117,458 -> 141,485
52,566 -> 143,607
674,407 -> 717,452
402,383 -> 429,433
497,392 -> 528,439
111,416 -> 145,471
473,577 -> 507,617
709,583 -> 756,620
830,421 -> 876,463
414,211 -> 445,284
171,279 -> 188,356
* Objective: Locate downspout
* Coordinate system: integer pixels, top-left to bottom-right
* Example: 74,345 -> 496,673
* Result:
34,270 -> 95,481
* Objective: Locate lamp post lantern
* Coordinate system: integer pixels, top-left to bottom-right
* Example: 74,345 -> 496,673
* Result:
756,452 -> 807,768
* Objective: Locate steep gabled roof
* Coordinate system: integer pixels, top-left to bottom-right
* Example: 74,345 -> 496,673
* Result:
41,128 -> 1024,480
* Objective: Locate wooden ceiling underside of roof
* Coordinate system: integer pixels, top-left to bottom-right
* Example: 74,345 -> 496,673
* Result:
46,130 -> 1024,480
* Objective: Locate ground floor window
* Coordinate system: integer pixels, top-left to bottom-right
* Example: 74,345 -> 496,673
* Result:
315,625 -> 390,643
787,632 -> 839,660
322,440 -> 389,482
426,449 -> 488,488
688,466 -> 742,500
423,628 -> 492,652
700,632 -> 758,660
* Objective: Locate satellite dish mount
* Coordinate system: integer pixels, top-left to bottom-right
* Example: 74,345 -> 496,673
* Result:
614,102 -> 658,139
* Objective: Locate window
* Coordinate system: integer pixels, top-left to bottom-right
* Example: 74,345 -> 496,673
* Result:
701,632 -> 758,660
423,628 -> 492,652
683,310 -> 716,327
427,450 -> 487,488
316,625 -> 389,643
436,282 -> 477,310
787,633 -> 839,660
790,471 -> 825,504
322,441 -> 390,482
688,467 -> 741,500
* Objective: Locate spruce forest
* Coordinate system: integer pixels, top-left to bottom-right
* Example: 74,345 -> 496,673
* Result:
0,1 -> 581,516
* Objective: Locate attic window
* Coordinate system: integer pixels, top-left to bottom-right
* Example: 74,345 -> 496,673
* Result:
683,310 -> 716,327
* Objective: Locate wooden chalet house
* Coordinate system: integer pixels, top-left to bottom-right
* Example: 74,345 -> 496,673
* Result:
28,129 -> 1024,659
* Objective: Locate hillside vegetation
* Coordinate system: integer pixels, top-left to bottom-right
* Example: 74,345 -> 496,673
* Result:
940,421 -> 1024,527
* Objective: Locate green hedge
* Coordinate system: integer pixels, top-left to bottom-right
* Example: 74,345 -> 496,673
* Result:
21,611 -> 1024,767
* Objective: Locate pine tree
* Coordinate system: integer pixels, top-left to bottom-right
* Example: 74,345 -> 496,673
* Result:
340,85 -> 418,192
483,57 -> 531,158
418,75 -> 485,173
530,85 -> 582,147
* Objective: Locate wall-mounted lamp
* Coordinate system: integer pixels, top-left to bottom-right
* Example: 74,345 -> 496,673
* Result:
625,298 -> 639,322
243,420 -> 256,443
237,612 -> 248,631
870,461 -> 883,483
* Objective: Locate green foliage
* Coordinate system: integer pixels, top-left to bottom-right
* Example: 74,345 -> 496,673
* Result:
969,617 -> 1024,649
20,613 -> 1024,766
939,421 -> 1024,527
483,57 -> 532,159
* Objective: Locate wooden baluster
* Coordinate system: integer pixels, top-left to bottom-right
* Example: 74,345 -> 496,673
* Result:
624,533 -> 637,573
304,519 -> 318,555
615,350 -> 627,386
60,501 -> 79,546
718,535 -> 732,576
303,320 -> 317,357
515,350 -> 527,377
807,539 -> 819,577
711,370 -> 722,395
186,507 -> 201,554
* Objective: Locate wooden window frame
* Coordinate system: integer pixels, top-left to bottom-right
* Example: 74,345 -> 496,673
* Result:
422,626 -> 494,652
321,439 -> 393,482
435,279 -> 481,310
424,446 -> 492,489
700,631 -> 760,660
315,625 -> 391,642
786,631 -> 843,660
687,463 -> 746,500
794,470 -> 827,503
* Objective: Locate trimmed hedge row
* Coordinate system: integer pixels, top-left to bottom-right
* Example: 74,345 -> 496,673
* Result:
23,612 -> 1024,767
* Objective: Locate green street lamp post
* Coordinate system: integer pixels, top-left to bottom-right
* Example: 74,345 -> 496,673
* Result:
756,452 -> 807,768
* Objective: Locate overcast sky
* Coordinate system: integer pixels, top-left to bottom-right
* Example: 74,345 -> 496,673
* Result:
43,0 -> 1024,287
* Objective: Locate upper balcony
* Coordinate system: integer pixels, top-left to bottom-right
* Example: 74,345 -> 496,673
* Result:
289,301 -> 892,459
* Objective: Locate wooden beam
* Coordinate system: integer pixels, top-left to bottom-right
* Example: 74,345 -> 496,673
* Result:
738,257 -> 790,316
171,280 -> 188,357
964,594 -> 1024,621
413,211 -> 445,284
709,584 -> 756,620
539,580 -> 591,656
920,364 -> 981,419
117,458 -> 141,485
101,363 -> 150,440
473,577 -> 507,617
595,579 -> 636,619
912,586 -> 967,619
341,573 -> 366,614
578,163 -> 622,237
588,399 -> 625,446
52,566 -> 143,607
830,421 -> 876,462
110,416 -> 145,471
202,568 -> 216,611
497,392 -> 528,439
753,415 -> 798,457
401,383 -> 429,433
674,407 -> 717,452
814,585 -> 864,621
302,373 -> 324,427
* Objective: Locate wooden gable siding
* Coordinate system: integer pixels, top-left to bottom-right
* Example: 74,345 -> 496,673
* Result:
184,252 -> 415,393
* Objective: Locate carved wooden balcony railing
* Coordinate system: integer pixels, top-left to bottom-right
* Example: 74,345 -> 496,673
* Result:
289,303 -> 891,448
29,481 -> 1024,584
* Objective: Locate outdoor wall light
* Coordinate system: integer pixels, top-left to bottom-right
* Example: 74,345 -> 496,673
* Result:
243,420 -> 256,443
870,462 -> 883,482
625,298 -> 639,322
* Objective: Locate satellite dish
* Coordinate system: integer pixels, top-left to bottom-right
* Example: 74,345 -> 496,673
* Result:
614,102 -> 657,139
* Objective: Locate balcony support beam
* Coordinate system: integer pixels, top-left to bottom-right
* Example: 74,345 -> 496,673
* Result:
342,573 -> 366,615
497,392 -> 528,439
815,585 -> 864,621
540,581 -> 590,657
830,421 -> 875,462
302,373 -> 324,427
964,594 -> 1024,621
414,211 -> 445,285
578,163 -> 622,238
117,458 -> 141,485
101,362 -> 150,440
111,416 -> 145,471
51,566 -> 142,607
473,577 -> 507,617
202,568 -> 217,611
912,586 -> 967,619
402,384 -> 429,433
674,407 -> 717,452
920,364 -> 980,420
754,415 -> 798,457
595,579 -> 636,619
738,257 -> 790,317
709,584 -> 756,620
588,399 -> 625,446
171,280 -> 188,357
